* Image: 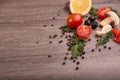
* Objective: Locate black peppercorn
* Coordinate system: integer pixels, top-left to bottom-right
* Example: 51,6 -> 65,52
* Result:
98,49 -> 101,52
76,61 -> 80,65
91,49 -> 94,52
64,57 -> 67,60
62,62 -> 66,65
49,41 -> 52,44
75,67 -> 79,71
73,60 -> 76,63
108,47 -> 111,50
48,55 -> 51,58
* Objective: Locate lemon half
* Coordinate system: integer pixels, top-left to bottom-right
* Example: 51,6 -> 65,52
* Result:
70,0 -> 92,15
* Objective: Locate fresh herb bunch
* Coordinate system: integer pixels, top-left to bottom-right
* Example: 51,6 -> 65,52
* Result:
60,25 -> 86,58
59,25 -> 74,32
89,7 -> 98,16
96,31 -> 114,47
71,38 -> 86,58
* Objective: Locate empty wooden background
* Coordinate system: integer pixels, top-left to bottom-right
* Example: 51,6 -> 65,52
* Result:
0,0 -> 120,80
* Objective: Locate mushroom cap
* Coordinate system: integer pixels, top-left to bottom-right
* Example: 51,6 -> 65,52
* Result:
106,11 -> 119,26
96,25 -> 112,36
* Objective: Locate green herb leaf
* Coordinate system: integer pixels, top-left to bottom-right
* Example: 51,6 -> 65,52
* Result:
59,25 -> 73,32
96,31 -> 114,47
71,45 -> 79,58
89,7 -> 98,16
71,38 -> 86,58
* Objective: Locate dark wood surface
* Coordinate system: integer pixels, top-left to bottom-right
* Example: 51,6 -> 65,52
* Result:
0,0 -> 120,80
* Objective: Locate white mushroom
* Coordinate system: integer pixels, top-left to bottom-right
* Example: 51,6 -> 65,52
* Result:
100,11 -> 119,27
96,24 -> 112,36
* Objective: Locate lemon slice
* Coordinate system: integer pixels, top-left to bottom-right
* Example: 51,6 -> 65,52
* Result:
70,0 -> 92,15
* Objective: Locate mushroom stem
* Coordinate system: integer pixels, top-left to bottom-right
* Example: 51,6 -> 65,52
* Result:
100,17 -> 113,27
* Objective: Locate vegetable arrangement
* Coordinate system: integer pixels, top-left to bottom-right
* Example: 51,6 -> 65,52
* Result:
60,0 -> 120,58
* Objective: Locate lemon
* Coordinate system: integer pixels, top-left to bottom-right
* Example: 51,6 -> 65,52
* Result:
70,0 -> 92,15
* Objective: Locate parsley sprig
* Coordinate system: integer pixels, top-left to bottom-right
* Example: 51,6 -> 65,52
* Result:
59,25 -> 86,58
71,38 -> 86,58
59,25 -> 74,32
89,7 -> 98,16
96,31 -> 114,47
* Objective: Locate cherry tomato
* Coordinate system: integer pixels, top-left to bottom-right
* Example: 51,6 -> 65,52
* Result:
97,7 -> 111,19
112,28 -> 120,43
114,38 -> 120,43
77,25 -> 92,39
67,13 -> 82,28
112,28 -> 120,38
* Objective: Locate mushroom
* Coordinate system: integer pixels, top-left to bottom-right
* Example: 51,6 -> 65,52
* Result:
96,24 -> 112,36
100,11 -> 119,27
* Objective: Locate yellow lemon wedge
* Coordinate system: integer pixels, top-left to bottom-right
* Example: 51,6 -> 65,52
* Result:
70,0 -> 92,15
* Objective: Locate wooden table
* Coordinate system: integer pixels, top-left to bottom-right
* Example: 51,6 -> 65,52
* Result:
0,0 -> 120,80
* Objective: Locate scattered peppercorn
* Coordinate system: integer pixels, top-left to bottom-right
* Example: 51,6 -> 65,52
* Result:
98,49 -> 101,52
53,34 -> 57,38
70,56 -> 73,60
81,56 -> 85,59
100,39 -> 102,41
36,41 -> 39,44
62,32 -> 65,35
51,24 -> 54,27
58,40 -> 63,44
53,17 -> 55,20
75,67 -> 79,71
49,41 -> 52,44
62,62 -> 66,65
68,47 -> 71,51
58,10 -> 60,12
73,60 -> 76,63
103,46 -> 107,49
96,39 -> 99,42
91,49 -> 94,52
64,57 -> 67,60
66,53 -> 69,55
49,35 -> 52,39
48,55 -> 51,58
79,54 -> 82,57
76,61 -> 80,65
108,47 -> 111,50
57,13 -> 60,16
88,38 -> 91,41
82,51 -> 85,55
60,35 -> 63,37
43,24 -> 47,27
65,36 -> 68,39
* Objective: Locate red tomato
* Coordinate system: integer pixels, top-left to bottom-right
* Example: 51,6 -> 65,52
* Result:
77,25 -> 92,39
114,38 -> 120,43
112,28 -> 120,38
67,13 -> 82,28
112,28 -> 120,43
97,7 -> 111,19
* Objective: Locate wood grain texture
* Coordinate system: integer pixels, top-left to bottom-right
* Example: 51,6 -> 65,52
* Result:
0,0 -> 120,80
